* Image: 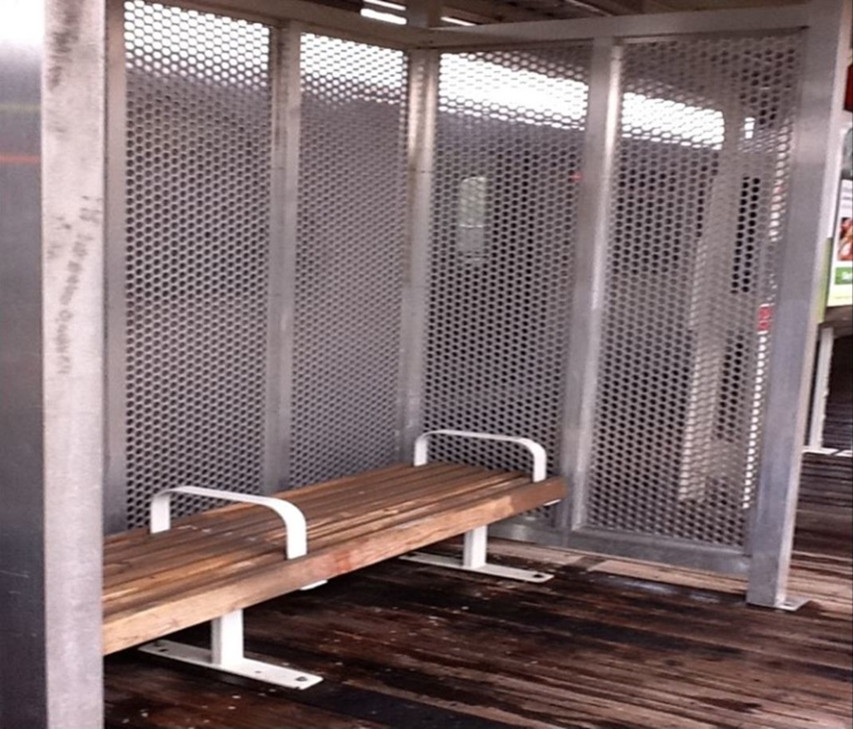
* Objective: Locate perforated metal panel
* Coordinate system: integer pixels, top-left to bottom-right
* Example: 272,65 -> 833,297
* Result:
424,48 -> 591,503
124,1 -> 272,527
116,7 -> 805,556
290,34 -> 408,486
586,34 -> 803,546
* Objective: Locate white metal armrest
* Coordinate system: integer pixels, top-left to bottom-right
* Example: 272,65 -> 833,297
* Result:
413,429 -> 548,483
150,486 -> 308,560
143,487 -> 323,688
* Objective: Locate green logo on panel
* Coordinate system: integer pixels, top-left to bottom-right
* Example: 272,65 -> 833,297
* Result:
836,268 -> 853,285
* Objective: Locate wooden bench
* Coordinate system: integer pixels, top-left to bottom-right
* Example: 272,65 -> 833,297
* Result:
103,431 -> 565,688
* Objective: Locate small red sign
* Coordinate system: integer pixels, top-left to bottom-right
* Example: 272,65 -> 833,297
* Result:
758,304 -> 773,333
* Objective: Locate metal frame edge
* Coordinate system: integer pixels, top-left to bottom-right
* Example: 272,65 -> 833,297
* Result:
398,47 -> 439,459
746,0 -> 853,608
265,23 -> 302,494
42,0 -> 107,722
420,5 -> 811,49
557,37 -> 622,532
104,0 -> 129,534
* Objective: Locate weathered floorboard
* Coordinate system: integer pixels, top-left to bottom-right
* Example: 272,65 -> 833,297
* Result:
103,464 -> 565,654
105,546 -> 851,728
105,461 -> 852,729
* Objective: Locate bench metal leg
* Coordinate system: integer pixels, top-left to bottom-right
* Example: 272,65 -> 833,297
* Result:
401,526 -> 553,583
139,609 -> 322,690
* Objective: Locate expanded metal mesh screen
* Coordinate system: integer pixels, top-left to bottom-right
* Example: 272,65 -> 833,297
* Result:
124,1 -> 272,527
117,5 -> 805,557
423,48 -> 591,505
290,35 -> 408,486
586,34 -> 803,546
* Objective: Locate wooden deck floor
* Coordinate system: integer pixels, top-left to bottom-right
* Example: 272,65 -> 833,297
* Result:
105,465 -> 853,729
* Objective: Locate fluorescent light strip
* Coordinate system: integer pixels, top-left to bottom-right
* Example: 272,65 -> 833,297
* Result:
360,7 -> 406,24
442,15 -> 476,26
363,0 -> 405,10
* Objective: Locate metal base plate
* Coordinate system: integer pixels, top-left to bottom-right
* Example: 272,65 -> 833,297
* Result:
400,552 -> 553,583
802,446 -> 852,457
776,596 -> 810,612
139,640 -> 323,690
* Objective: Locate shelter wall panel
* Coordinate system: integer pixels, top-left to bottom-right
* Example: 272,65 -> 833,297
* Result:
587,33 -> 804,547
290,34 -> 409,486
423,47 -> 592,525
122,1 -> 273,527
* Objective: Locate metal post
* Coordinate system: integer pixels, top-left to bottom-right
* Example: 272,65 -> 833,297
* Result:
746,0 -> 852,609
398,41 -> 439,459
557,38 -> 623,532
1,0 -> 106,726
212,610 -> 245,665
42,0 -> 107,718
265,24 -> 301,494
0,4 -> 48,724
805,325 -> 834,450
463,526 -> 489,569
105,0 -> 129,533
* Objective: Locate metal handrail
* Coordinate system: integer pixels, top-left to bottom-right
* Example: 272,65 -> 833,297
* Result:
149,486 -> 308,559
413,429 -> 548,482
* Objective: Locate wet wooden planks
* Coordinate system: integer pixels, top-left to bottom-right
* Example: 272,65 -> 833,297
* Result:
799,453 -> 852,509
105,538 -> 852,729
104,461 -> 852,729
796,452 -> 853,558
103,463 -> 565,654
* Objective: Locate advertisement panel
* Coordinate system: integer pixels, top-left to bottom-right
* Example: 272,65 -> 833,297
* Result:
827,178 -> 853,308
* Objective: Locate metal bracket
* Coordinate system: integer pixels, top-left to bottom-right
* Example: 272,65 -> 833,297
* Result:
401,525 -> 554,583
413,429 -> 548,482
139,610 -> 322,690
141,490 -> 323,688
149,485 -> 308,558
401,552 -> 554,582
775,596 -> 810,612
406,432 -> 554,582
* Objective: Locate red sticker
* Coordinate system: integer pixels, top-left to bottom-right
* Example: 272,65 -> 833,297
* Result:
757,304 -> 773,333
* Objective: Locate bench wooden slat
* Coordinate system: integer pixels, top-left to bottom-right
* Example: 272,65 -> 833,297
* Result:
102,468 -> 540,607
101,476 -> 537,618
104,463 -> 472,571
104,468 -> 521,597
104,472 -> 530,610
104,463 -> 460,555
102,464 -> 566,655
